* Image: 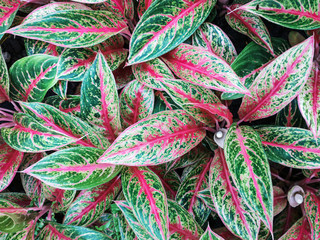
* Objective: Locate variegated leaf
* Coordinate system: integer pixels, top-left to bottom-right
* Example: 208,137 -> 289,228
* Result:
214,227 -> 241,240
224,124 -> 273,232
0,48 -> 10,103
121,166 -> 169,240
128,0 -> 216,64
200,226 -> 224,240
113,63 -> 134,90
279,217 -> 311,240
20,153 -> 46,208
1,112 -> 76,152
161,44 -> 249,94
255,126 -> 320,169
276,98 -> 307,128
45,95 -> 81,117
24,38 -> 65,56
22,147 -> 122,190
193,22 -> 237,64
92,0 -> 134,20
153,91 -> 180,114
42,183 -> 76,213
0,143 -> 23,192
209,148 -> 259,240
298,62 -> 320,137
81,53 -> 122,142
38,222 -> 112,239
7,10 -> 128,48
9,54 -> 58,102
20,102 -> 110,149
57,35 -> 128,82
241,0 -> 320,30
273,186 -> 287,217
92,213 -> 117,237
226,4 -> 273,54
119,80 -> 154,129
0,219 -> 36,240
304,191 -> 320,240
51,80 -> 67,99
0,193 -> 31,207
98,110 -> 206,166
0,0 -> 20,39
137,0 -> 154,18
238,36 -> 314,122
176,155 -> 212,225
64,175 -> 121,226
132,58 -> 175,91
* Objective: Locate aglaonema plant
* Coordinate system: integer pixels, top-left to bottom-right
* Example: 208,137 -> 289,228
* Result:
0,0 -> 320,239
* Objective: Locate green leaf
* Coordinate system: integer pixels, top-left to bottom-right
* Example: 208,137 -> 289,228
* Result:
0,47 -> 10,103
241,0 -> 320,30
255,126 -> 320,169
51,80 -> 68,99
276,98 -> 307,128
224,124 -> 273,232
7,10 -> 128,48
200,226 -> 224,240
0,0 -> 20,40
80,53 -> 122,142
9,54 -> 58,102
304,191 -> 320,240
98,110 -> 206,166
153,91 -> 180,114
278,217 -> 311,240
45,95 -> 81,117
121,167 -> 169,240
24,38 -> 65,56
23,147 -> 122,190
128,0 -> 216,64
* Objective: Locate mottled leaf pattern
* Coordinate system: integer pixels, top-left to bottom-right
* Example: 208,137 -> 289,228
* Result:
9,54 -> 58,102
0,47 -> 10,103
24,38 -> 65,56
276,98 -> 307,128
0,0 -> 20,39
7,10 -> 128,48
120,80 -> 154,129
23,147 -> 122,190
279,217 -> 311,240
45,95 -> 81,117
273,186 -> 287,217
137,0 -> 154,18
193,22 -> 237,64
224,124 -> 273,231
128,0 -> 215,64
200,226 -> 224,240
153,91 -> 180,114
209,148 -> 259,240
121,166 -> 169,240
52,80 -> 68,100
304,191 -> 320,240
98,110 -> 206,166
239,36 -> 314,122
255,126 -> 320,169
162,44 -> 249,94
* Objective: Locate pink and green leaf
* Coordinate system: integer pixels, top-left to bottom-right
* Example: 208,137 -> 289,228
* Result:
51,80 -> 68,100
0,143 -> 23,192
226,4 -> 274,54
22,147 -> 122,190
255,126 -> 320,169
64,175 -> 122,226
193,22 -> 237,64
0,0 -> 20,39
45,95 -> 81,117
276,98 -> 307,128
200,226 -> 225,240
6,10 -> 128,48
0,192 -> 31,208
238,36 -> 314,122
119,80 -> 154,129
113,63 -> 134,90
128,0 -> 216,64
9,54 -> 58,102
224,124 -> 273,232
161,44 -> 249,94
153,91 -> 180,114
137,0 -> 154,18
24,38 -> 65,56
209,148 -> 260,240
273,186 -> 287,217
57,35 -> 128,82
111,203 -> 137,239
241,0 -> 320,30
80,53 -> 122,142
0,48 -> 10,103
279,217 -> 311,240
121,166 -> 169,240
304,191 -> 320,240
98,110 -> 206,166
92,0 -> 133,20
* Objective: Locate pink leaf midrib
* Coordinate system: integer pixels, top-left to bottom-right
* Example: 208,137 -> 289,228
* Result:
311,65 -> 320,136
0,1 -> 19,26
46,224 -> 73,240
169,223 -> 199,240
261,140 -> 320,154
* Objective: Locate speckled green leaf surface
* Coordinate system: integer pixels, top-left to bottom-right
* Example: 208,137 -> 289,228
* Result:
92,0 -> 134,20
304,191 -> 320,240
226,4 -> 274,54
0,48 -> 10,103
276,98 -> 307,128
51,80 -> 68,99
64,176 -> 121,226
7,10 -> 128,48
239,36 -> 314,122
209,148 -> 259,240
128,0 -> 215,64
298,62 -> 320,137
0,143 -> 23,192
24,38 -> 65,56
241,0 -> 320,30
137,0 -> 154,18
98,110 -> 206,166
200,226 -> 224,240
22,147 -> 122,190
278,217 -> 311,240
120,80 -> 154,129
80,53 -> 122,142
162,44 -> 249,94
255,126 -> 320,169
57,35 -> 128,82
153,91 -> 180,114
9,54 -> 58,102
0,220 -> 36,240
20,102 -> 110,149
0,0 -> 20,40
224,124 -> 273,232
193,22 -> 237,64
45,95 -> 81,117
273,186 -> 287,217
121,166 -> 169,240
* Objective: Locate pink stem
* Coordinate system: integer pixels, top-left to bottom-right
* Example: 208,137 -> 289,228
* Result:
271,172 -> 291,184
